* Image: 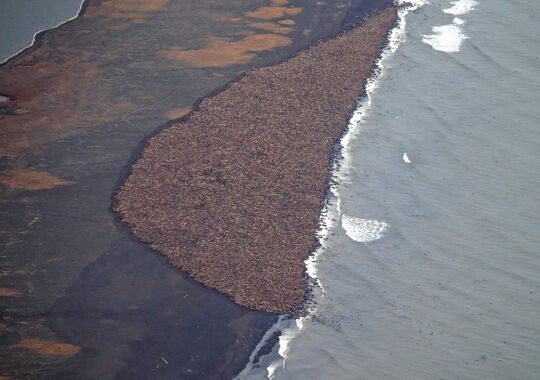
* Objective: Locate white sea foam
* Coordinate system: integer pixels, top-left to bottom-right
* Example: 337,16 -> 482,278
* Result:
422,18 -> 468,53
443,0 -> 478,15
342,215 -> 388,243
423,0 -> 478,53
403,152 -> 412,163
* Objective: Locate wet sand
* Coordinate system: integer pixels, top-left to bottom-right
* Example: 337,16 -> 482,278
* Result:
0,0 -> 391,377
116,8 -> 398,313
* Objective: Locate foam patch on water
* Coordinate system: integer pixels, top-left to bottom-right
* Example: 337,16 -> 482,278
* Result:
403,152 -> 412,163
342,215 -> 388,242
443,0 -> 478,15
423,0 -> 478,53
422,18 -> 468,53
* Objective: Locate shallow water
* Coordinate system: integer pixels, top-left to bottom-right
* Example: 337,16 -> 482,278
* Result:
0,0 -> 83,62
242,0 -> 540,379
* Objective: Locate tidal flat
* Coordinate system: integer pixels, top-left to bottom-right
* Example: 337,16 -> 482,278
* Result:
1,0 -> 392,378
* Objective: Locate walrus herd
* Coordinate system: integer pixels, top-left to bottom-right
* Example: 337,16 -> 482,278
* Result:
115,7 -> 398,313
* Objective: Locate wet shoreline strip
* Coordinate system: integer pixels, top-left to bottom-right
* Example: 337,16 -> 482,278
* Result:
115,7 -> 398,313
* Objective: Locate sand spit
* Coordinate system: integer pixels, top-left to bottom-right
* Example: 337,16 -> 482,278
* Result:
115,7 -> 398,313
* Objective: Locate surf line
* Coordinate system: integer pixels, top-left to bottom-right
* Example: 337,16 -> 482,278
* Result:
235,1 -> 428,378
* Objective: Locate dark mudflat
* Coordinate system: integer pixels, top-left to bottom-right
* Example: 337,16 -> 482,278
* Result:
0,0 -> 391,378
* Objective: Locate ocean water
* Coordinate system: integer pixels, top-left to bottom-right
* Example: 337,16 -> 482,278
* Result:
239,0 -> 540,379
0,0 -> 82,62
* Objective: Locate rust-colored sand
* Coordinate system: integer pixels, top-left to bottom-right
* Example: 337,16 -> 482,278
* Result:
165,2 -> 305,68
163,106 -> 193,120
160,34 -> 293,68
0,169 -> 72,191
0,288 -> 21,297
85,0 -> 170,21
115,8 -> 398,313
245,6 -> 303,20
17,338 -> 81,357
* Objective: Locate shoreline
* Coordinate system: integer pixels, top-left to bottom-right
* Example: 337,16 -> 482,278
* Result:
0,0 -> 86,65
250,1 -> 427,374
245,1 -> 540,378
115,7 -> 399,314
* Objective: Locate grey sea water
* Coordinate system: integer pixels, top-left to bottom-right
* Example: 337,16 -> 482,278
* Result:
0,0 -> 82,62
241,0 -> 540,379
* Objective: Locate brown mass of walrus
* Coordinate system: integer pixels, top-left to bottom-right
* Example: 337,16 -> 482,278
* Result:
114,7 -> 398,313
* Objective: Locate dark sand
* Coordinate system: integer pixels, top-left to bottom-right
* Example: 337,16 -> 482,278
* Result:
116,7 -> 398,313
1,0 -> 381,377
